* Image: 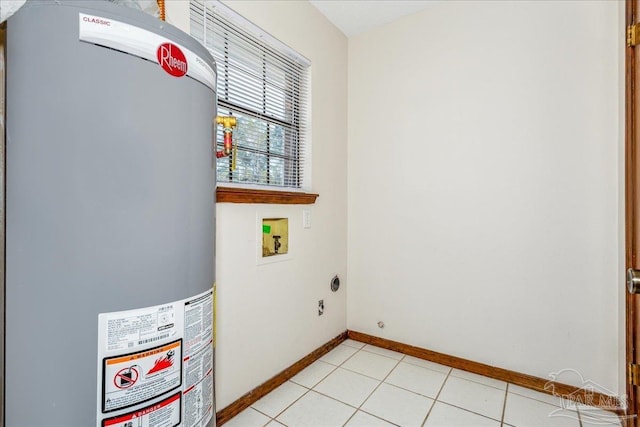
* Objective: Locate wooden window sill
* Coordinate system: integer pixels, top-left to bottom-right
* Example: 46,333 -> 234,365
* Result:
216,187 -> 319,204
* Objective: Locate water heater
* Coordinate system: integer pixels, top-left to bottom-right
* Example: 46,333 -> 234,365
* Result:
5,1 -> 217,425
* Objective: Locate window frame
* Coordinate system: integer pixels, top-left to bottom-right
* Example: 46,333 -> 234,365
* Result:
190,0 -> 317,204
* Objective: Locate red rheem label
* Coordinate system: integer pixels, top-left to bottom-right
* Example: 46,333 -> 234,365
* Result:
156,43 -> 188,77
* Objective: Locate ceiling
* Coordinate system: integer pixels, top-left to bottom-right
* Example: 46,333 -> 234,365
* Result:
308,0 -> 434,38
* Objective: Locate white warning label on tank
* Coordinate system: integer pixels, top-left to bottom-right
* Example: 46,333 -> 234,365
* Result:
104,303 -> 177,352
103,340 -> 183,413
97,289 -> 214,427
102,392 -> 182,427
183,348 -> 213,427
182,292 -> 214,427
184,292 -> 213,356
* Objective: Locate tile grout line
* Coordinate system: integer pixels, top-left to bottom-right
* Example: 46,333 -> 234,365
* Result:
434,400 -> 506,425
250,346 -> 357,426
267,358 -> 342,427
290,360 -> 339,389
297,340 -> 367,426
341,340 -> 366,351
420,363 -> 453,427
244,406 -> 275,426
359,345 -> 405,361
307,345 -> 397,427
339,364 -> 400,383
309,386 -> 400,426
375,373 -> 446,402
318,343 -> 360,368
500,383 -> 509,427
576,404 -> 583,427
340,405 -> 401,427
421,372 -> 506,425
508,390 -> 563,408
249,407 -> 272,419
336,347 -> 479,426
449,370 -> 508,391
358,411 -> 402,427
340,351 -> 451,384
337,343 -> 363,364
359,354 -> 404,422
260,381 -> 313,425
339,347 -> 404,426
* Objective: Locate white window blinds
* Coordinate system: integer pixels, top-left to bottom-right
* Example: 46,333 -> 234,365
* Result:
190,0 -> 310,189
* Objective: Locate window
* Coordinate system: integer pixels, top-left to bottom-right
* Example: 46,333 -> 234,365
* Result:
190,0 -> 310,190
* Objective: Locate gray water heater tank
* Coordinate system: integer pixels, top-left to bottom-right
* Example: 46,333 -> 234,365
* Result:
5,1 -> 217,426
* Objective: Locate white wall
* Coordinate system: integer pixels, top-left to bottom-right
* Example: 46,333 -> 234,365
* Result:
215,1 -> 348,409
168,0 -> 348,409
347,0 -> 622,393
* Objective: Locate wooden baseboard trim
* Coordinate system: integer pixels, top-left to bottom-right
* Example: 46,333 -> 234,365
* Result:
216,331 -> 348,426
348,330 -> 624,415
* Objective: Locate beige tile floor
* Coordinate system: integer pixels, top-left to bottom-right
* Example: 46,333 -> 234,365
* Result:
224,340 -> 622,427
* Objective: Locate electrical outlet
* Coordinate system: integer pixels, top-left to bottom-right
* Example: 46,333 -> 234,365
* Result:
318,299 -> 324,316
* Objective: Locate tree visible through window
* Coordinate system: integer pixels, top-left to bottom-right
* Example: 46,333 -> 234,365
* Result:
190,0 -> 309,189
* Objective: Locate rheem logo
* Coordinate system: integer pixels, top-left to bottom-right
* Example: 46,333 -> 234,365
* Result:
157,43 -> 187,77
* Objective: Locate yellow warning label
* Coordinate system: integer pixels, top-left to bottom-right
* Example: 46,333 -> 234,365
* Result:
105,341 -> 181,365
102,339 -> 182,413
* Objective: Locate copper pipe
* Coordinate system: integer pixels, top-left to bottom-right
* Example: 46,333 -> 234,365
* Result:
215,116 -> 237,164
157,0 -> 166,21
215,131 -> 234,158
